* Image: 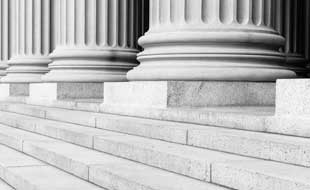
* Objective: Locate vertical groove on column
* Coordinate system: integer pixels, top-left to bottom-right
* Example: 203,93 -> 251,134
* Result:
97,0 -> 108,46
237,0 -> 250,24
284,0 -> 291,53
108,0 -> 119,47
306,0 -> 310,60
67,0 -> 75,45
264,0 -> 272,27
252,0 -> 264,26
76,0 -> 85,45
119,0 -> 127,47
0,0 -> 9,77
0,0 -> 3,60
34,0 -> 41,55
42,0 -> 50,55
275,0 -> 283,34
86,0 -> 97,46
128,0 -> 135,48
3,0 -> 8,61
219,0 -> 237,24
292,0 -> 298,53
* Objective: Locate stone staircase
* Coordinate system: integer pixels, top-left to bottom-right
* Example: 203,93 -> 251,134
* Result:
0,102 -> 308,190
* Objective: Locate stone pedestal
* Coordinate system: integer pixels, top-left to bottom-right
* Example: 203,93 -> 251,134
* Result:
0,84 -> 9,100
28,83 -> 104,105
1,0 -> 51,83
127,0 -> 296,81
276,79 -> 310,116
104,81 -> 275,108
43,0 -> 145,82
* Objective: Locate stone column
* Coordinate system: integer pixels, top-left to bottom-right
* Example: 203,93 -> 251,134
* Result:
42,0 -> 144,82
0,0 -> 9,78
1,0 -> 51,83
127,0 -> 296,81
276,0 -> 310,76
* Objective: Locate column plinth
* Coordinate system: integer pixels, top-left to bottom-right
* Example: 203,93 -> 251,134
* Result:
1,0 -> 51,83
43,0 -> 144,82
127,0 -> 296,81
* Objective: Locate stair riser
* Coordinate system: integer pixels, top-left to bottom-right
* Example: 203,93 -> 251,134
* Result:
212,163 -> 310,190
23,143 -> 90,180
188,130 -> 310,167
2,112 -> 310,169
94,137 -> 210,181
0,105 -> 188,144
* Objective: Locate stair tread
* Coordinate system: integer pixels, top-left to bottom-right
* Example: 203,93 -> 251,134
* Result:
0,124 -> 228,190
0,145 -> 103,190
0,179 -> 14,190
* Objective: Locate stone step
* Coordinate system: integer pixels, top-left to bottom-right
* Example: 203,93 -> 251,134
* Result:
0,179 -> 14,190
0,144 -> 103,190
0,110 -> 250,181
0,102 -> 190,144
1,109 -> 310,168
1,123 -> 309,190
212,160 -> 310,190
0,124 -> 228,190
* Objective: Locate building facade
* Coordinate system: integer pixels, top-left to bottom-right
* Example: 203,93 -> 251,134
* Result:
0,0 -> 309,190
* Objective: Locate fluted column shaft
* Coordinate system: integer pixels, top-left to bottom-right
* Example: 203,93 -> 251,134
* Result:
1,0 -> 51,83
275,0 -> 310,76
0,0 -> 9,78
43,0 -> 145,82
128,0 -> 296,81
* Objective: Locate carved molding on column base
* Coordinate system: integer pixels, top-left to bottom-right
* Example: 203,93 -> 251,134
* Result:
0,62 -> 8,77
129,32 -> 295,82
128,67 -> 296,82
1,57 -> 51,83
43,49 -> 138,82
285,54 -> 309,76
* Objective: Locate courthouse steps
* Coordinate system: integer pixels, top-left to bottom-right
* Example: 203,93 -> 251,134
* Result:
0,124 -> 227,190
0,103 -> 308,189
0,103 -> 310,168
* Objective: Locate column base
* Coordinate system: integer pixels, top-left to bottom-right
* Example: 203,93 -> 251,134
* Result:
28,83 -> 104,106
104,81 -> 275,108
42,48 -> 138,82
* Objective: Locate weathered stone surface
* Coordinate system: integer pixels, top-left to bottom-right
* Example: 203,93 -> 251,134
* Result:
212,160 -> 310,190
94,133 -> 250,181
276,79 -> 310,116
188,127 -> 310,167
9,83 -> 29,96
89,161 -> 228,190
29,83 -> 104,106
104,81 -> 275,108
0,124 -> 53,151
57,83 -> 104,100
4,166 -> 103,190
